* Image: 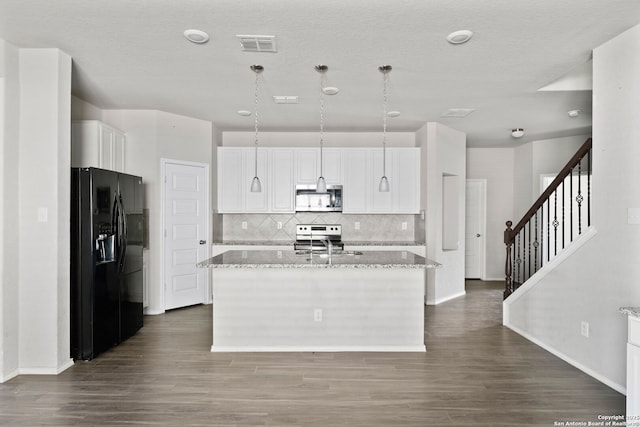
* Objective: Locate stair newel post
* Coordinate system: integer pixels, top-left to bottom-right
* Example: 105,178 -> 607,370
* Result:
504,220 -> 514,299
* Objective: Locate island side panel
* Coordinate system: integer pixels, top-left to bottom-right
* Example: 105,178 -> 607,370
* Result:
211,268 -> 425,352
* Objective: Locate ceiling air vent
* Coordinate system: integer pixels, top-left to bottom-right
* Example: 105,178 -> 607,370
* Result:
440,108 -> 475,118
237,35 -> 277,52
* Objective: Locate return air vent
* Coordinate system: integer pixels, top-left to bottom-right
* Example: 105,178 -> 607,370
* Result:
440,108 -> 475,118
237,35 -> 277,52
273,96 -> 299,104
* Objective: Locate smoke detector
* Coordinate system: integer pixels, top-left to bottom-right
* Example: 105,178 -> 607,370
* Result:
511,128 -> 525,138
237,35 -> 277,52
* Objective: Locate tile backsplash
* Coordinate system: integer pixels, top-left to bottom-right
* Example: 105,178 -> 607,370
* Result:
221,213 -> 424,243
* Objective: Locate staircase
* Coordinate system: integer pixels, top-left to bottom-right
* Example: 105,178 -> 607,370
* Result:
503,138 -> 593,299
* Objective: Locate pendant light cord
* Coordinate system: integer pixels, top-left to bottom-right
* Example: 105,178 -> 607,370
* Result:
319,72 -> 325,178
253,69 -> 259,177
382,70 -> 388,177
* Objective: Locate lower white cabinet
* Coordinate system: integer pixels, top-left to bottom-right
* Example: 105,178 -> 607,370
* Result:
71,120 -> 126,172
628,316 -> 640,419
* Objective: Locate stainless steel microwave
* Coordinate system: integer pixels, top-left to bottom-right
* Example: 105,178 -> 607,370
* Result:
295,184 -> 343,212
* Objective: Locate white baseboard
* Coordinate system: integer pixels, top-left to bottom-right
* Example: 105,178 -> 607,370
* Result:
18,358 -> 75,376
425,290 -> 466,306
0,369 -> 19,383
144,308 -> 165,315
504,322 -> 625,395
211,345 -> 426,353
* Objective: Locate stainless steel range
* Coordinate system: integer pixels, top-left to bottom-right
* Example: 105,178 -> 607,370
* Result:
294,224 -> 344,252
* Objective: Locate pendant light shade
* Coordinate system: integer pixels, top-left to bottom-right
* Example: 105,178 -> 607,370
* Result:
315,65 -> 328,193
378,65 -> 392,192
249,64 -> 263,192
250,176 -> 262,192
378,175 -> 389,192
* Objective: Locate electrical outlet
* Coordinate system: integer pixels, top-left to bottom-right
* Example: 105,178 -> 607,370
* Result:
401,221 -> 407,230
581,321 -> 590,338
241,221 -> 248,230
314,308 -> 323,322
277,221 -> 283,229
354,221 -> 360,230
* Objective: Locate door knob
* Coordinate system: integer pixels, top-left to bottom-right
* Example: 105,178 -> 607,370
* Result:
476,234 -> 481,237
199,240 -> 207,245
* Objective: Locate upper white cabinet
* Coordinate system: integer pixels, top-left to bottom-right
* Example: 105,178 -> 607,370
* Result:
294,148 -> 343,185
343,148 -> 420,214
269,149 -> 295,212
218,147 -> 268,213
72,120 -> 126,172
218,146 -> 419,214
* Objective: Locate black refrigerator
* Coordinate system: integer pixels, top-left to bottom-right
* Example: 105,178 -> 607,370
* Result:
71,167 -> 144,360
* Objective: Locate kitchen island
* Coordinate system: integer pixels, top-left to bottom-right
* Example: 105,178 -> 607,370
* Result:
198,250 -> 440,352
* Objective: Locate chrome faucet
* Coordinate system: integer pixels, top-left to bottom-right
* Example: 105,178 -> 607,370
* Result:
321,238 -> 334,256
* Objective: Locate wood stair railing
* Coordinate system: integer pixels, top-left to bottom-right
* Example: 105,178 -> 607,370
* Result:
504,138 -> 593,299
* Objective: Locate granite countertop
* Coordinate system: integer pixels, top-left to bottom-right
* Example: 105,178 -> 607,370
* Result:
212,241 -> 425,246
198,249 -> 440,269
620,307 -> 640,318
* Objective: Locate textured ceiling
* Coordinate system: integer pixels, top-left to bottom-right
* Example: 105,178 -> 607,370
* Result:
1,0 -> 639,147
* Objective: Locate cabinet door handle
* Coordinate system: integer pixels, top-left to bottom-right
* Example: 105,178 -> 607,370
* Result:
199,240 -> 207,245
476,234 -> 481,237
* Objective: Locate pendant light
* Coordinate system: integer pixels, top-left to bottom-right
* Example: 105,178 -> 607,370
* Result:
315,64 -> 328,193
378,65 -> 392,192
249,65 -> 264,192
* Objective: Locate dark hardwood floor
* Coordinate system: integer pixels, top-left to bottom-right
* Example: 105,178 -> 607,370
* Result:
0,281 -> 625,426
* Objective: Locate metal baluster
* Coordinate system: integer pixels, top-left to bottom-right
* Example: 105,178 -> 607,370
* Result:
587,149 -> 591,228
570,168 -> 573,243
553,189 -> 558,256
533,211 -> 539,273
577,158 -> 583,235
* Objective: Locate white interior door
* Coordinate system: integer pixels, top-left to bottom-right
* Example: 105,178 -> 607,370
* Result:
163,160 -> 209,310
465,180 -> 486,279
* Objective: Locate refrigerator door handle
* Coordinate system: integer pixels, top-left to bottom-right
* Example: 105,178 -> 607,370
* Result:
118,193 -> 128,273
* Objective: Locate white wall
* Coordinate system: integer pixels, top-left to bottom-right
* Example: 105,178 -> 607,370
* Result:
513,135 -> 589,219
0,39 -> 21,382
222,131 -> 415,147
466,148 -> 515,280
17,48 -> 73,375
102,109 -> 214,315
504,24 -> 640,392
417,122 -> 466,305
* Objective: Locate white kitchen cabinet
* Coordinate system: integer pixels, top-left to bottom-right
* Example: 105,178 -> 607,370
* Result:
217,147 -> 268,213
369,149 -> 394,212
71,120 -> 126,172
393,148 -> 420,213
343,149 -> 369,213
294,148 -> 342,185
343,147 -> 419,214
295,149 -> 319,184
627,315 -> 640,419
270,149 -> 295,212
218,146 -> 419,214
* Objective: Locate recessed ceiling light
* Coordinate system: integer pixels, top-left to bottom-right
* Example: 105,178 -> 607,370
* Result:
446,30 -> 473,45
511,128 -> 525,138
322,86 -> 339,95
387,111 -> 400,117
237,110 -> 252,116
183,29 -> 210,44
568,109 -> 581,118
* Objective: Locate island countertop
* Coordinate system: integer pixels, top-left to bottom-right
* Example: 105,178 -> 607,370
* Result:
198,249 -> 440,269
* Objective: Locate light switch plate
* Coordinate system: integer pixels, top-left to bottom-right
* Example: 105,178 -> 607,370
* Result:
628,208 -> 640,224
37,207 -> 48,223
